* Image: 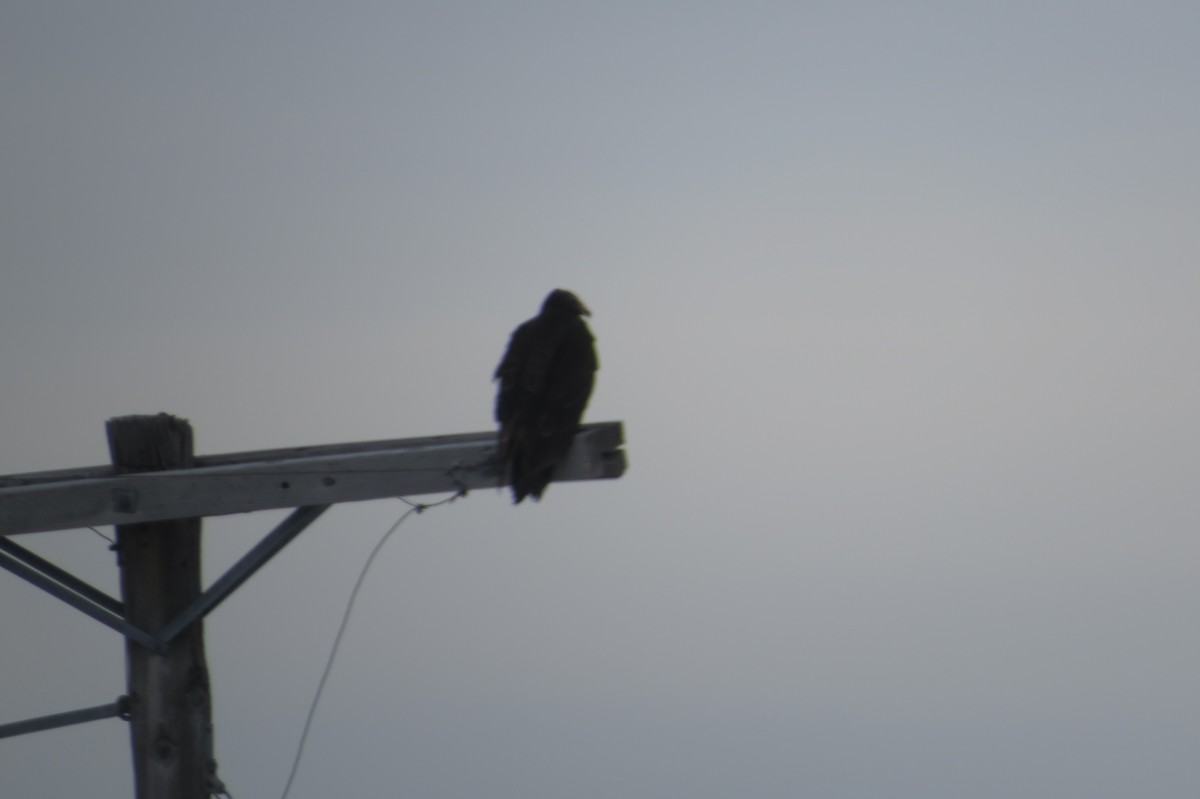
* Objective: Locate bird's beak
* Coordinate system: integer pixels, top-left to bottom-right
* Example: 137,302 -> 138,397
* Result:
580,303 -> 592,317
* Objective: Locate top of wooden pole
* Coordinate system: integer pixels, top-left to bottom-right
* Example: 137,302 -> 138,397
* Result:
107,414 -> 195,471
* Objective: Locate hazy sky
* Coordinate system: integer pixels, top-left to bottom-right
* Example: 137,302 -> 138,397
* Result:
2,2 -> 1199,797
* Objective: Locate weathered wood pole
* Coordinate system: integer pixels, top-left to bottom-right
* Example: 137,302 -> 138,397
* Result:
108,414 -> 214,799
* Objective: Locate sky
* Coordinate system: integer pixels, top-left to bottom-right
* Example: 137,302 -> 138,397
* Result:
2,2 -> 1199,797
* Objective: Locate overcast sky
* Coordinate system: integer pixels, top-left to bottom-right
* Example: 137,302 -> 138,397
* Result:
2,2 -> 1199,797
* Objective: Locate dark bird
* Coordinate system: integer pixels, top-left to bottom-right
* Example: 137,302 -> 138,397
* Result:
494,289 -> 598,503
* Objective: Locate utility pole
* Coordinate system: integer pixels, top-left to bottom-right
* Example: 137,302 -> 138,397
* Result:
108,414 -> 215,799
0,417 -> 625,795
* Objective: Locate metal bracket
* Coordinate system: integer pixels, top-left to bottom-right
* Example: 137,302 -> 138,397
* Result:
0,504 -> 329,654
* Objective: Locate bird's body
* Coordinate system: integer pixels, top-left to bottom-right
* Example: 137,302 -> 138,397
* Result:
494,289 -> 598,503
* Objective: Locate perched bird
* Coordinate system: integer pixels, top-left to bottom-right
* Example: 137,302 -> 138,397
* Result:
494,289 -> 598,503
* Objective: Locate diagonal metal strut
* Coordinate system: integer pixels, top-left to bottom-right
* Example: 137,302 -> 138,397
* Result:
0,537 -> 160,651
0,697 -> 129,740
0,536 -> 124,615
157,504 -> 329,645
0,505 -> 328,652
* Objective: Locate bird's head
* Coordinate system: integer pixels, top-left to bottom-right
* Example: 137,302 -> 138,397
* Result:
542,288 -> 591,317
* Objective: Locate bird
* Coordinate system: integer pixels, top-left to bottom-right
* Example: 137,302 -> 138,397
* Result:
494,289 -> 598,503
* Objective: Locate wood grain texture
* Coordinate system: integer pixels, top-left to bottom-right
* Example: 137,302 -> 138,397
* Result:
109,415 -> 214,799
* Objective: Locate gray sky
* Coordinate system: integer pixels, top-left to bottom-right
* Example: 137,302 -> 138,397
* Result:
2,2 -> 1199,797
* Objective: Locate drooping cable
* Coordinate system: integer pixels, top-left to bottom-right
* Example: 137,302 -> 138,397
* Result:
279,491 -> 465,799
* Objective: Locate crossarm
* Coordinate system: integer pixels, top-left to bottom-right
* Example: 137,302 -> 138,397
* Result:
0,422 -> 625,535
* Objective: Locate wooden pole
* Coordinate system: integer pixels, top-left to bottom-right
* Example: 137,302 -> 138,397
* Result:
108,414 -> 215,799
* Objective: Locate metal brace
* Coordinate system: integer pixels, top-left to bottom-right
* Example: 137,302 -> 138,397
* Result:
0,504 -> 330,653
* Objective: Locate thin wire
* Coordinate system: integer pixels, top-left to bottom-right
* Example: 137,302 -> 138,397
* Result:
87,526 -> 115,546
279,491 -> 465,799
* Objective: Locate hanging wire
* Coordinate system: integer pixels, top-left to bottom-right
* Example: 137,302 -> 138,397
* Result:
279,491 -> 465,799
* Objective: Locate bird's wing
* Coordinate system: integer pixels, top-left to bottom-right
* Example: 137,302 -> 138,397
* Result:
494,317 -> 570,423
539,319 -> 597,431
